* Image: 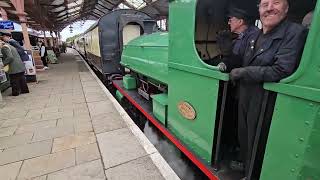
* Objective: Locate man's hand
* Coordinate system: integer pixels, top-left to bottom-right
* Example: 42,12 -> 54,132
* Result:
217,62 -> 227,72
229,68 -> 246,83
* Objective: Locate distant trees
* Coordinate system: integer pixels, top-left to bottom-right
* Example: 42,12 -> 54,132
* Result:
66,34 -> 81,43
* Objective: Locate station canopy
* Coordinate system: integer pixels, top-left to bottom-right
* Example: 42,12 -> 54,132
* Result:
0,0 -> 168,32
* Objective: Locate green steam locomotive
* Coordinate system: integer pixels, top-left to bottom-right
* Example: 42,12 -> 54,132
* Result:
74,0 -> 319,179
116,0 -> 319,179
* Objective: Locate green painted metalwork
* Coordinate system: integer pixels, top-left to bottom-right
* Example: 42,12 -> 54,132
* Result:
123,74 -> 137,90
168,69 -> 220,163
151,93 -> 168,125
121,0 -> 226,164
115,90 -> 124,101
121,0 -> 320,177
121,32 -> 169,84
167,0 -> 227,164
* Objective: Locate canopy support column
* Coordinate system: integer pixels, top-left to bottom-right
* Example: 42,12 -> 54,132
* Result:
10,0 -> 32,50
0,8 -> 8,20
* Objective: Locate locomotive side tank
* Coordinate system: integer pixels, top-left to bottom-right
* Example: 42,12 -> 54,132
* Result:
121,32 -> 169,85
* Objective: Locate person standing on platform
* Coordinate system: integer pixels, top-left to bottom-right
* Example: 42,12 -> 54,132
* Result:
40,42 -> 49,70
0,31 -> 29,62
0,37 -> 29,96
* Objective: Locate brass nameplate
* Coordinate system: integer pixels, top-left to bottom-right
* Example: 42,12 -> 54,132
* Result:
178,101 -> 196,120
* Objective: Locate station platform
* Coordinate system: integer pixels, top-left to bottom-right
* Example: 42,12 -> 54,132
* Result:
0,49 -> 179,180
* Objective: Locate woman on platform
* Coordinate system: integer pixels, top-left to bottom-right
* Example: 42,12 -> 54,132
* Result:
0,36 -> 29,96
40,42 -> 49,70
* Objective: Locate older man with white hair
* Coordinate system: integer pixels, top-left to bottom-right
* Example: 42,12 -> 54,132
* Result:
226,0 -> 308,179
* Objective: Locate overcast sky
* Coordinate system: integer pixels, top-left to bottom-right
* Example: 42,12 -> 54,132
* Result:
1,18 -> 96,41
60,20 -> 96,41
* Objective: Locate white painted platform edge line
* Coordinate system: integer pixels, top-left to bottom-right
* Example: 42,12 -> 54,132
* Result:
78,52 -> 180,180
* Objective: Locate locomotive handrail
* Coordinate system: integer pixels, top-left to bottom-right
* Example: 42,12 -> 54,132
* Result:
168,62 -> 229,81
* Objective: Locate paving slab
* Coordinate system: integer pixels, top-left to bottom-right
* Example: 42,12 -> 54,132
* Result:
32,125 -> 74,142
52,132 -> 96,153
47,159 -> 105,180
85,92 -> 108,103
30,175 -> 47,180
41,111 -> 72,120
92,113 -> 126,134
0,140 -> 52,165
18,149 -> 75,179
0,120 -> 4,127
0,126 -> 17,137
82,81 -> 100,88
57,118 -> 93,133
87,101 -> 116,118
15,120 -> 57,134
6,110 -> 28,119
0,132 -> 33,149
1,117 -> 24,127
97,128 -> 147,168
76,143 -> 101,165
74,121 -> 93,133
105,156 -> 164,180
0,161 -> 22,180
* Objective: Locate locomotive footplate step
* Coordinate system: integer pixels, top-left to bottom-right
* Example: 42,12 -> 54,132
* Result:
113,80 -> 153,116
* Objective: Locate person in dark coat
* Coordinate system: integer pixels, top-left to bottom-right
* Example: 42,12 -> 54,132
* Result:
216,8 -> 259,72
0,37 -> 29,96
228,8 -> 259,57
228,0 -> 308,179
0,31 -> 29,62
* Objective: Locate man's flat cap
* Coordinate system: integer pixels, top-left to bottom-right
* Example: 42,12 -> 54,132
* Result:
0,30 -> 11,37
228,8 -> 251,20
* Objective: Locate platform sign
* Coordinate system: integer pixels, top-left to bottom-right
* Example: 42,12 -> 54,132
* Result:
0,21 -> 14,30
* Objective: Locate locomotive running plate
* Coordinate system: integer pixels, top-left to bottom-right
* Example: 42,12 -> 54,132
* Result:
178,101 -> 196,120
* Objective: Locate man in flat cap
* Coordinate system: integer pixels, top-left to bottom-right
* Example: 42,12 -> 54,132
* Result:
0,31 -> 29,96
216,7 -> 259,72
228,7 -> 259,57
0,30 -> 30,62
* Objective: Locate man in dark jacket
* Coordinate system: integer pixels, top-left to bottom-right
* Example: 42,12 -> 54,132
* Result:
228,0 -> 307,179
228,8 -> 259,57
216,8 -> 259,72
0,37 -> 29,96
0,31 -> 29,62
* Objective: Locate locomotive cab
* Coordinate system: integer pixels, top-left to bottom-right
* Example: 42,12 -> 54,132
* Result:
168,0 -> 318,179
118,0 -> 319,179
193,0 -> 317,179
